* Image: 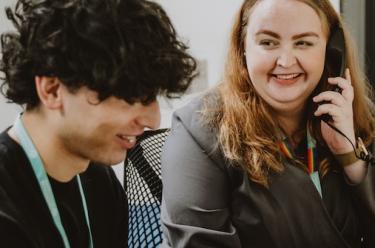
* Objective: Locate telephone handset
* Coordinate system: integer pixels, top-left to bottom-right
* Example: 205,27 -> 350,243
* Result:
319,25 -> 346,123
315,26 -> 374,163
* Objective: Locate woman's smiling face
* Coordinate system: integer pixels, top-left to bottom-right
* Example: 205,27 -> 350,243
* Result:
244,0 -> 328,114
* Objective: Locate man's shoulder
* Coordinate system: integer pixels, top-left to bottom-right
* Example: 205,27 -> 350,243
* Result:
0,130 -> 25,182
0,144 -> 22,224
0,131 -> 11,158
0,143 -> 8,164
0,131 -> 25,199
0,131 -> 17,180
0,129 -> 21,162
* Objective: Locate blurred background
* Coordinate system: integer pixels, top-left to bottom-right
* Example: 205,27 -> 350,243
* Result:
0,0 -> 373,179
0,0 -> 372,129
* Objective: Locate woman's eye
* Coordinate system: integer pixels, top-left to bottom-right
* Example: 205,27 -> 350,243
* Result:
259,40 -> 278,48
295,40 -> 313,47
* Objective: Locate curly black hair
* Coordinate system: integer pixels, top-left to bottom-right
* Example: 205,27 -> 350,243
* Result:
0,0 -> 197,108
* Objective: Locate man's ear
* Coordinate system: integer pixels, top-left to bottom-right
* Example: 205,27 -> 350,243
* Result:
34,76 -> 63,109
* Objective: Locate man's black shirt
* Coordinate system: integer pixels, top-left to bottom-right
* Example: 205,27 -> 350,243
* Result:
0,130 -> 128,247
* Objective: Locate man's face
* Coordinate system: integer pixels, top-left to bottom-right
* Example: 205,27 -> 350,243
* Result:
56,86 -> 160,165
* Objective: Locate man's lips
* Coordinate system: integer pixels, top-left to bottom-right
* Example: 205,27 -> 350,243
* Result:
116,134 -> 138,149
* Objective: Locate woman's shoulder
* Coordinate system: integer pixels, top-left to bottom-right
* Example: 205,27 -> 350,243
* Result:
173,89 -> 220,130
168,89 -> 227,167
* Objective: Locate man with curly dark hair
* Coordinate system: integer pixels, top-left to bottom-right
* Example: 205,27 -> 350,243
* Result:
0,0 -> 196,247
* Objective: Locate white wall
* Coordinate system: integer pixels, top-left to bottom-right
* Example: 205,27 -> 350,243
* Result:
156,0 -> 244,127
156,0 -> 243,87
331,0 -> 340,11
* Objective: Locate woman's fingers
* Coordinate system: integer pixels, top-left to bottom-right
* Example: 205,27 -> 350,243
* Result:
314,103 -> 343,119
325,69 -> 354,101
313,91 -> 345,106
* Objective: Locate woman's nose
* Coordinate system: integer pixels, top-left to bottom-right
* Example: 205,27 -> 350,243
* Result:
276,49 -> 297,68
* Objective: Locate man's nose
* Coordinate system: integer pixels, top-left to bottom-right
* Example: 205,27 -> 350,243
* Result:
136,100 -> 161,130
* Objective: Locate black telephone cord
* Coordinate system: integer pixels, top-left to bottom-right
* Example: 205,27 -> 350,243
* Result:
323,120 -> 374,163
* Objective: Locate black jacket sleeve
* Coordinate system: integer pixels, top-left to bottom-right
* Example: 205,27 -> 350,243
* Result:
161,115 -> 241,248
349,144 -> 375,247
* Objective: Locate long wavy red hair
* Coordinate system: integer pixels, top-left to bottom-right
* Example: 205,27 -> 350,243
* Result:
203,0 -> 375,186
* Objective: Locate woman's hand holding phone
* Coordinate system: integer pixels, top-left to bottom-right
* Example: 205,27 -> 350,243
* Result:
313,68 -> 355,155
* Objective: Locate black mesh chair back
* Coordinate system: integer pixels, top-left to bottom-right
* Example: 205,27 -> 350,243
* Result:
125,129 -> 170,248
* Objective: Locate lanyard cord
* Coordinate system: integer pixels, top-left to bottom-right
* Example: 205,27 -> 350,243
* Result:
279,130 -> 322,197
13,115 -> 94,248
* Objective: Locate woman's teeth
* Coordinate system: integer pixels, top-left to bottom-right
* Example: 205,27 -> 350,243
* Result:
275,73 -> 300,79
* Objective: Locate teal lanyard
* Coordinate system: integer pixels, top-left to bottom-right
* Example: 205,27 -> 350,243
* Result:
13,115 -> 94,248
279,130 -> 322,198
